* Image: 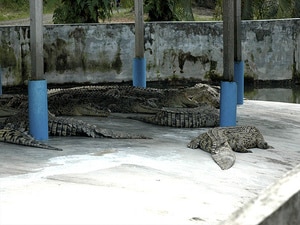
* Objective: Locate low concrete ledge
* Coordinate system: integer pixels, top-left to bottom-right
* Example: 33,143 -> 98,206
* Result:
221,164 -> 300,225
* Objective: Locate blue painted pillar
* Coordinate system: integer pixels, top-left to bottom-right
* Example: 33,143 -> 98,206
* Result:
133,57 -> 146,88
220,81 -> 237,127
133,0 -> 146,88
28,80 -> 48,140
234,61 -> 244,105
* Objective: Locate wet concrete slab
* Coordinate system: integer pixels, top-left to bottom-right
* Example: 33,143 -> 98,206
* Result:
0,100 -> 300,225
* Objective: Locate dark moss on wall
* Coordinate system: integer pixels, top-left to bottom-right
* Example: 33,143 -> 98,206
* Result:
111,47 -> 122,74
0,41 -> 17,68
255,29 -> 272,42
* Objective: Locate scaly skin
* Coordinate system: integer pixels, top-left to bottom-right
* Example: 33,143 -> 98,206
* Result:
0,127 -> 62,151
1,110 -> 149,150
0,83 -> 219,150
131,105 -> 219,128
46,83 -> 220,114
188,126 -> 272,170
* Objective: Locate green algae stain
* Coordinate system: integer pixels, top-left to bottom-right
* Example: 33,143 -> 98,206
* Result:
0,41 -> 25,85
111,46 -> 122,74
0,41 -> 17,68
94,46 -> 122,73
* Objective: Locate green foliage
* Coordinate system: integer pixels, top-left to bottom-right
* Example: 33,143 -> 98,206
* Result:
214,0 -> 299,20
120,0 -> 134,8
0,0 -> 57,21
277,0 -> 293,18
145,0 -> 194,21
145,0 -> 178,21
294,0 -> 300,17
0,0 -> 29,11
53,0 -> 112,23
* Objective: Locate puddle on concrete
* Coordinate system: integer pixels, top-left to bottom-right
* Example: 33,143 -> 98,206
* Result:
91,148 -> 118,156
245,87 -> 300,104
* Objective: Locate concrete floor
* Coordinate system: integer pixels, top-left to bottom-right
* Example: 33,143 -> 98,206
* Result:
0,100 -> 300,225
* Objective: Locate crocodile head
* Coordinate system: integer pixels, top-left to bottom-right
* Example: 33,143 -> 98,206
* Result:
182,83 -> 220,108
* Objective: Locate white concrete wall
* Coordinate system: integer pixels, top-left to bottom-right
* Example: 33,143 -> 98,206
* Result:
0,19 -> 299,86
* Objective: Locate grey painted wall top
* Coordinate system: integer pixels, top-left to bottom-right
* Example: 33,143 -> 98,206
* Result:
0,19 -> 299,86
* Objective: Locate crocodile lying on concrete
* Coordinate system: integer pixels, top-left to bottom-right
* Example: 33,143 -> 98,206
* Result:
0,83 -> 219,150
1,83 -> 220,126
47,83 -> 220,116
187,126 -> 272,170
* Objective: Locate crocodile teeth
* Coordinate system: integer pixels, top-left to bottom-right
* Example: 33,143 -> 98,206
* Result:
211,148 -> 236,170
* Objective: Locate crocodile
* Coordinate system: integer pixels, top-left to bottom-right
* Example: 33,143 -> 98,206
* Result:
1,83 -> 220,124
46,83 -> 220,116
0,83 -> 220,150
1,83 -> 219,114
187,126 -> 272,170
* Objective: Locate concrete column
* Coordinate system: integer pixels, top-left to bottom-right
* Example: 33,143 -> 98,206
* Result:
30,0 -> 44,80
234,0 -> 244,105
29,0 -> 48,140
220,0 -> 237,127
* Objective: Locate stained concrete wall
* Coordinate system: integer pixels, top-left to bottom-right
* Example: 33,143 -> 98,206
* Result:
0,19 -> 299,86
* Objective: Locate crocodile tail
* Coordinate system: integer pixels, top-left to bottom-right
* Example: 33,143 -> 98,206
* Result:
211,147 -> 236,170
49,116 -> 149,139
94,127 -> 150,139
0,128 -> 62,151
48,116 -> 98,137
129,107 -> 219,128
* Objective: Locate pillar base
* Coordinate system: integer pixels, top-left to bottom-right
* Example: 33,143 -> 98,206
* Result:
220,81 -> 237,127
133,57 -> 146,88
234,61 -> 244,105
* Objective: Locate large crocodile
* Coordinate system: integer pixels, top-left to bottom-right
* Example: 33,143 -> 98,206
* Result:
46,83 -> 220,116
1,83 -> 220,124
0,83 -> 220,150
187,126 -> 272,170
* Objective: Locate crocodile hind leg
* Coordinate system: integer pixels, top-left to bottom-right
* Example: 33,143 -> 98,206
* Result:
0,128 -> 62,151
228,138 -> 253,153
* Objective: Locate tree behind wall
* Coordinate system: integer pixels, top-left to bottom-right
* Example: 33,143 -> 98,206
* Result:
295,0 -> 300,17
215,0 -> 300,20
145,0 -> 194,21
53,0 -> 112,23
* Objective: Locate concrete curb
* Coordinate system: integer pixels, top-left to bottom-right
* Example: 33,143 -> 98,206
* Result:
221,163 -> 300,225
